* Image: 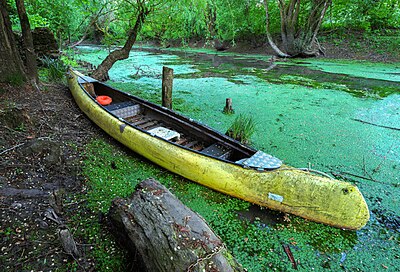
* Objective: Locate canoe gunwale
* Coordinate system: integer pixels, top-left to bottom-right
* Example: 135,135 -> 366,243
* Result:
68,68 -> 370,230
74,72 -> 281,172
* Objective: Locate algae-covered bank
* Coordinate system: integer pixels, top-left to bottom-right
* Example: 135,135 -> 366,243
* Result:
76,46 -> 399,271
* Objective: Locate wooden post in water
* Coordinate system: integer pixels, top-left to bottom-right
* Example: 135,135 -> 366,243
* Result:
223,98 -> 234,114
162,66 -> 173,109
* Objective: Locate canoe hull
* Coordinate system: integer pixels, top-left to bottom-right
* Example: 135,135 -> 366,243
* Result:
68,70 -> 369,230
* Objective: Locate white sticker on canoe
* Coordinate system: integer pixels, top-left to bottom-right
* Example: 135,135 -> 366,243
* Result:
268,193 -> 283,203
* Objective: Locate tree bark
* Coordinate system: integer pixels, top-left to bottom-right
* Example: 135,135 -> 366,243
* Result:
263,0 -> 331,57
16,0 -> 38,83
0,0 -> 26,83
162,66 -> 173,109
91,5 -> 150,81
108,178 -> 245,272
263,0 -> 290,57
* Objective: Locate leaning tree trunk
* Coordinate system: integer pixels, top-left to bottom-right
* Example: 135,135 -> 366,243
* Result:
263,0 -> 290,57
108,178 -> 245,272
16,0 -> 38,84
91,7 -> 149,81
263,0 -> 331,57
0,0 -> 26,83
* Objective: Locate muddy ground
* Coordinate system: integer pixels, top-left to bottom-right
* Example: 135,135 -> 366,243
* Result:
0,82 -> 103,271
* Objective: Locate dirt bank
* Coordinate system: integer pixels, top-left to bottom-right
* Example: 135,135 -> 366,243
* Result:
0,82 -> 101,270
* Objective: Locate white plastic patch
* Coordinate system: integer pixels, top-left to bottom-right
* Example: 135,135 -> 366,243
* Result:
268,193 -> 283,203
148,127 -> 180,141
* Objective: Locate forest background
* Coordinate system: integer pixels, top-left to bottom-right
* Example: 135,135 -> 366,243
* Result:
0,0 -> 399,271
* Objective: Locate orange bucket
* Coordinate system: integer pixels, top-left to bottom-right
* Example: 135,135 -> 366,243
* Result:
96,95 -> 112,106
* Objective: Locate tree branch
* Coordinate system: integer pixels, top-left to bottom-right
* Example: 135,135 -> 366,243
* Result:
263,0 -> 291,57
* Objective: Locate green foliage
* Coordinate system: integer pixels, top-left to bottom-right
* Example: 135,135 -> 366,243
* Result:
328,0 -> 400,30
40,56 -> 67,81
5,73 -> 25,86
66,197 -> 129,271
6,0 -> 399,50
226,114 -> 256,144
60,55 -> 78,67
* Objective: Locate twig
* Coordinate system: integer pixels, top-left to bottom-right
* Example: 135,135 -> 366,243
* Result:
362,156 -> 367,176
282,244 -> 297,270
69,252 -> 87,272
362,156 -> 375,181
186,245 -> 226,272
352,118 -> 400,131
373,143 -> 395,174
0,136 -> 52,156
0,143 -> 26,156
63,200 -> 86,206
17,247 -> 59,265
338,171 -> 377,182
298,163 -> 333,179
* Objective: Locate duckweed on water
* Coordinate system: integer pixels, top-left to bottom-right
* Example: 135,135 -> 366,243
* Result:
75,46 -> 400,271
74,138 -> 398,271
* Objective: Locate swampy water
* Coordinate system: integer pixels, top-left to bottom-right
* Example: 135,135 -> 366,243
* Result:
76,46 -> 399,271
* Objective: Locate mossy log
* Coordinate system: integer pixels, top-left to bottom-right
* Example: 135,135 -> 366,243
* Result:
108,178 -> 244,272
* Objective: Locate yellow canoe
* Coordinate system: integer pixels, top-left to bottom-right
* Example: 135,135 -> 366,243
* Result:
68,69 -> 369,230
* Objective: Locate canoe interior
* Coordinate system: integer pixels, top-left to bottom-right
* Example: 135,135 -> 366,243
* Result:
80,79 -> 258,166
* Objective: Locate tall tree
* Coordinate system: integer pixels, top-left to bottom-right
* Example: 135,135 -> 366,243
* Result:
0,0 -> 26,83
16,0 -> 38,83
263,0 -> 332,57
91,0 -> 161,81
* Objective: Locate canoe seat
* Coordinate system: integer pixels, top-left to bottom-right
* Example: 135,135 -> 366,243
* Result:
202,143 -> 232,159
148,126 -> 180,141
237,151 -> 282,170
106,101 -> 141,118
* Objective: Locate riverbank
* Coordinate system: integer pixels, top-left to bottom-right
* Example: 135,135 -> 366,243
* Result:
146,29 -> 400,63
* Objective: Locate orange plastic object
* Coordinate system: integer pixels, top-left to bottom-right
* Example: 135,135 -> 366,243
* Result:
96,95 -> 112,106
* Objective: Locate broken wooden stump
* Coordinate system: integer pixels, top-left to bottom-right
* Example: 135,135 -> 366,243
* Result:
108,178 -> 244,272
162,66 -> 173,109
223,98 -> 234,114
58,225 -> 80,258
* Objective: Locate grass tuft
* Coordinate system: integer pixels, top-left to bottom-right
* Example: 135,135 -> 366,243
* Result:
226,114 -> 256,144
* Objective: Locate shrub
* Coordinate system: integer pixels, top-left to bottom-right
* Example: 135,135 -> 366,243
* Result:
40,56 -> 67,81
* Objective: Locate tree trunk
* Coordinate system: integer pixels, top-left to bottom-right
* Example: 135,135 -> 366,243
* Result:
16,0 -> 38,83
263,0 -> 290,57
0,0 -> 26,83
91,7 -> 149,81
108,178 -> 245,272
263,0 -> 331,57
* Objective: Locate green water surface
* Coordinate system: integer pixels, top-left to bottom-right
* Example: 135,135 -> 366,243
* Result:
76,45 -> 399,272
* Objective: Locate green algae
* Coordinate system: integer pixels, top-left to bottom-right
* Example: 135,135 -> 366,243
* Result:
76,46 -> 400,272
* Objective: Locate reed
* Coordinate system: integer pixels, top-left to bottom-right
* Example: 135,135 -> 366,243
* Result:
226,114 -> 256,144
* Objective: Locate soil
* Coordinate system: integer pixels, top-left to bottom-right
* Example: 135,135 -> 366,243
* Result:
0,40 -> 397,271
0,82 -> 100,271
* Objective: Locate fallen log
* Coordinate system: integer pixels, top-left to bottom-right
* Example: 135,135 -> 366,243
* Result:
108,178 -> 244,272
